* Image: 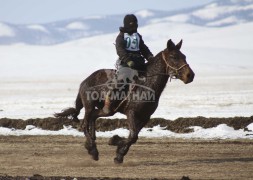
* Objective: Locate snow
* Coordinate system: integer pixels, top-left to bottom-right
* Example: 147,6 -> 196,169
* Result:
135,10 -> 154,18
192,4 -> 253,20
0,21 -> 253,121
27,24 -> 49,33
0,23 -> 15,37
231,0 -> 253,2
0,2 -> 253,139
82,16 -> 104,20
66,22 -> 90,30
248,123 -> 253,131
165,14 -> 190,23
206,16 -> 241,26
0,123 -> 252,139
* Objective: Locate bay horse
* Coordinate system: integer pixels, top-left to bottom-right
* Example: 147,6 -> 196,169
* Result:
54,39 -> 195,164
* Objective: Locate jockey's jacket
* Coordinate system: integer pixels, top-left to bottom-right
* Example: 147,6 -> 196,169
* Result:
115,31 -> 153,70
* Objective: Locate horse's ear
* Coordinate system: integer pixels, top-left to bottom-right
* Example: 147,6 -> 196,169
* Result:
176,39 -> 183,50
167,39 -> 176,50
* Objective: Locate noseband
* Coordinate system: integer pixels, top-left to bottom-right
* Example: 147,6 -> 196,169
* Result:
162,51 -> 188,79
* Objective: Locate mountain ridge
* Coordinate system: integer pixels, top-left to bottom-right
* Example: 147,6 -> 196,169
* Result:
0,0 -> 252,45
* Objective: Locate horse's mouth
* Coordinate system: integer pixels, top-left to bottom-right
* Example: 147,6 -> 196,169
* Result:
180,71 -> 195,84
184,72 -> 195,84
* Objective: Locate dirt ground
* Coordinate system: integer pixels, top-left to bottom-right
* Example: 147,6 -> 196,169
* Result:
0,136 -> 253,180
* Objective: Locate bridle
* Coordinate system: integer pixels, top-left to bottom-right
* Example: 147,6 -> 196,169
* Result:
162,51 -> 188,80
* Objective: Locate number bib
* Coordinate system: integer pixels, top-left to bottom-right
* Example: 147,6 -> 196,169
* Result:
124,33 -> 140,51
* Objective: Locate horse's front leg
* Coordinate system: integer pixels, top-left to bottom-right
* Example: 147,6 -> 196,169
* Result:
113,130 -> 139,164
109,113 -> 148,164
82,110 -> 99,161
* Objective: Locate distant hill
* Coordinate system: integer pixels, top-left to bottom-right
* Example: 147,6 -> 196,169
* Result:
0,0 -> 252,45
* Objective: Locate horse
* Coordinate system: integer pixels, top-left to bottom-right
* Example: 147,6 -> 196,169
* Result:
54,39 -> 195,164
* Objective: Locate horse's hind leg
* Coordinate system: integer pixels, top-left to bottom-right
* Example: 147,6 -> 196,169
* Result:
72,93 -> 83,122
82,109 -> 99,161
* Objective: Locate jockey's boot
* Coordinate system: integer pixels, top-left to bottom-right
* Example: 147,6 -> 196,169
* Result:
102,92 -> 111,114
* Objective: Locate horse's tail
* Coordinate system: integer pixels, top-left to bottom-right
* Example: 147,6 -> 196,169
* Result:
54,92 -> 83,121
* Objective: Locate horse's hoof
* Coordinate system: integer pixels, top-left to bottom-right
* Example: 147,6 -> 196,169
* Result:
114,157 -> 123,164
85,142 -> 99,161
92,154 -> 99,161
89,148 -> 99,161
108,135 -> 121,146
89,150 -> 99,161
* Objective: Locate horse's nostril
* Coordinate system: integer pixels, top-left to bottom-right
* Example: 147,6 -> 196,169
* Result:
186,72 -> 194,82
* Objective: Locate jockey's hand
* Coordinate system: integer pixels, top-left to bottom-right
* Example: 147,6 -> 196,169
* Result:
127,61 -> 135,68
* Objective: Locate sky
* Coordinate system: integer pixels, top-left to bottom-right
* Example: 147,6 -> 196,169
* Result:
0,0 -> 213,24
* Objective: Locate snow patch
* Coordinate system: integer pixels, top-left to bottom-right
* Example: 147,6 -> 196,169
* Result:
192,4 -> 253,20
205,3 -> 218,8
25,125 -> 36,131
0,23 -> 15,37
206,16 -> 241,26
165,14 -> 190,23
82,16 -> 104,20
135,10 -> 154,18
0,124 -> 252,139
231,0 -> 253,2
27,24 -> 49,33
247,123 -> 253,131
66,22 -> 89,30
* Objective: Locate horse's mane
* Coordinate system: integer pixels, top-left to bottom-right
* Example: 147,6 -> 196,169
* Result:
145,51 -> 163,69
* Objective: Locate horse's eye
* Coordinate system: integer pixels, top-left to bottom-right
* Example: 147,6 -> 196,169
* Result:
169,55 -> 177,60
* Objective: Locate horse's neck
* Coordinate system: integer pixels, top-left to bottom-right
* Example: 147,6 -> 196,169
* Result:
145,52 -> 169,98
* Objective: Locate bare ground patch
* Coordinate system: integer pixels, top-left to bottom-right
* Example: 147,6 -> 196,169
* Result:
0,136 -> 253,179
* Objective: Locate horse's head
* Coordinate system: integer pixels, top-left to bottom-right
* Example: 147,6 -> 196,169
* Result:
162,39 -> 195,84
